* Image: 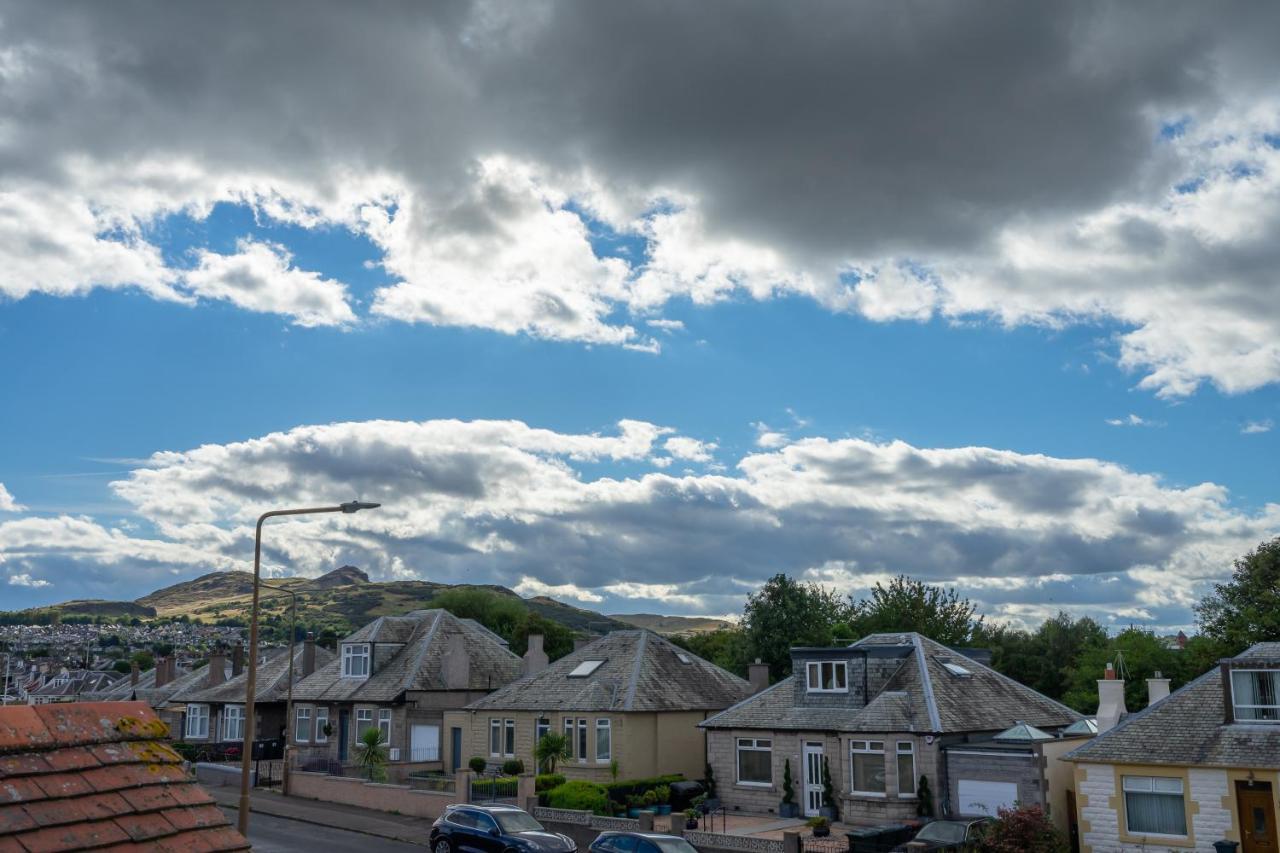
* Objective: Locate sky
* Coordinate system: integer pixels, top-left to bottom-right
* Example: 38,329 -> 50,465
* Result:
1,1 -> 1278,632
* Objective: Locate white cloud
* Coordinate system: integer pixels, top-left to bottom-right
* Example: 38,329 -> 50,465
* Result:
0,417 -> 1268,629
7,573 -> 50,588
1243,419 -> 1274,434
663,436 -> 717,463
183,240 -> 356,327
0,484 -> 24,512
1105,414 -> 1163,428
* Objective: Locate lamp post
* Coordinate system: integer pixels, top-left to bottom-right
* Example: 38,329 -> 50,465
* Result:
258,581 -> 297,797
237,501 -> 379,836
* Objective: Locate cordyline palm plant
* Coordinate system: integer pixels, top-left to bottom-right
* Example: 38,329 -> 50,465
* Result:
356,727 -> 389,782
535,732 -> 571,773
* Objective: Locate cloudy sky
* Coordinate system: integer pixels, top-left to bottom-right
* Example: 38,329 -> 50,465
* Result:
1,1 -> 1277,631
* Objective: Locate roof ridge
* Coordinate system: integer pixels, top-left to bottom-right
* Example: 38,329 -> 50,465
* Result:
912,635 -> 943,731
404,609 -> 445,690
623,630 -> 648,711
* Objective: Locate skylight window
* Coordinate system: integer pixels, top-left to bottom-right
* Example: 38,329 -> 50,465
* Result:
568,660 -> 604,677
942,662 -> 972,677
676,653 -> 692,665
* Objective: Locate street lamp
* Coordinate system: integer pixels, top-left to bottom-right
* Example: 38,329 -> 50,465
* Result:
258,582 -> 297,797
237,501 -> 379,836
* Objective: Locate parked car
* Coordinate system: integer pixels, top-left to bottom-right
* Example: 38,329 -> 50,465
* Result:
890,818 -> 994,852
590,832 -> 699,853
430,804 -> 576,853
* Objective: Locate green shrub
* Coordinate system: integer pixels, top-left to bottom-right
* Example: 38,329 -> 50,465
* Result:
469,756 -> 488,774
603,774 -> 685,803
470,776 -> 517,796
545,781 -> 611,815
535,773 -> 566,793
501,758 -> 525,776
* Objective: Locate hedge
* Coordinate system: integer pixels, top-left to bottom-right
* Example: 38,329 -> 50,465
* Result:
470,776 -> 518,796
535,773 -> 566,793
545,781 -> 611,815
604,774 -> 685,803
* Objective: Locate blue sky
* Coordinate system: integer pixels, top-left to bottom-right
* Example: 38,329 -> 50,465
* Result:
1,2 -> 1278,630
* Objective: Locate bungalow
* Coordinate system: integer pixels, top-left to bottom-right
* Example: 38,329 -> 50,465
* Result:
25,669 -> 120,704
290,609 -> 523,781
82,655 -> 197,733
700,633 -> 1082,825
1064,642 -> 1280,853
448,629 -> 754,782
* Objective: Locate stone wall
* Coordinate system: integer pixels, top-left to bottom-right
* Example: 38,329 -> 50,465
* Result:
1189,768 -> 1231,848
1074,762 -> 1238,853
289,770 -> 456,819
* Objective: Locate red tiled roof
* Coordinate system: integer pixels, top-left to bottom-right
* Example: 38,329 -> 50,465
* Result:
0,701 -> 249,852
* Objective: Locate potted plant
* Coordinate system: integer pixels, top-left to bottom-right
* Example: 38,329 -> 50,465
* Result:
916,775 -> 934,818
779,759 -> 799,818
469,756 -> 487,775
692,794 -> 708,815
818,757 -> 838,820
627,793 -> 645,818
684,808 -> 699,830
806,816 -> 830,838
641,789 -> 659,814
321,722 -> 334,739
654,784 -> 672,815
703,763 -> 719,811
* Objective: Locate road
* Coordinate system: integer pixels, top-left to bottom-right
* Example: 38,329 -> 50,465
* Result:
219,808 -> 427,852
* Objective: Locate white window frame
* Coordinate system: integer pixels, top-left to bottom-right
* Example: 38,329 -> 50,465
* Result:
1230,669 -> 1280,722
564,718 -> 575,759
490,718 -> 502,757
595,719 -> 611,763
735,737 -> 772,786
806,660 -> 849,693
315,708 -> 329,743
296,706 -> 312,743
850,740 -> 887,797
185,704 -> 209,739
895,742 -> 916,798
504,719 -> 515,757
341,643 -> 371,679
356,708 -> 374,740
535,717 -> 550,747
222,705 -> 244,742
577,718 -> 588,763
1122,775 -> 1188,838
378,709 -> 392,746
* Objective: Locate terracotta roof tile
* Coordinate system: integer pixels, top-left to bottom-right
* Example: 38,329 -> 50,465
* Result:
0,701 -> 248,852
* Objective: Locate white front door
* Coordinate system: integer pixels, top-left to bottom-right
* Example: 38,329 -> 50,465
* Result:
803,742 -> 825,817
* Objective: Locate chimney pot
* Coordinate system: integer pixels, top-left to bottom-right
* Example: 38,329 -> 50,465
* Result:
302,632 -> 317,677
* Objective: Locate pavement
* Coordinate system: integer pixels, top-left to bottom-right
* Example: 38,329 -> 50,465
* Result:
211,787 -> 433,848
220,808 -> 427,852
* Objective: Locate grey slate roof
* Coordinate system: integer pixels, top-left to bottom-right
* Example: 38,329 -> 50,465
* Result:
291,610 -> 522,703
81,664 -> 193,706
175,645 -> 335,704
702,632 -> 1081,734
466,629 -> 753,713
28,670 -> 121,699
1065,642 -> 1280,769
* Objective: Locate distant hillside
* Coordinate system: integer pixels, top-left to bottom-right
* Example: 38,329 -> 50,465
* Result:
2,599 -> 157,622
611,613 -> 732,636
134,567 -> 631,636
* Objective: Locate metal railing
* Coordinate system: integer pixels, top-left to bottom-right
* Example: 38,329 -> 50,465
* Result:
407,745 -> 440,762
470,772 -> 519,802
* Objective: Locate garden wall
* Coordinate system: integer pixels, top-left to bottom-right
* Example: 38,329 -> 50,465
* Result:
290,770 -> 457,819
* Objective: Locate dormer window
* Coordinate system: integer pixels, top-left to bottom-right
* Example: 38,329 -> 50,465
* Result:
1231,669 -> 1280,722
806,660 -> 848,693
341,643 -> 371,678
568,660 -> 604,677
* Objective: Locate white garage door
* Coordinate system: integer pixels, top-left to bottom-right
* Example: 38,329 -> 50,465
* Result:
956,780 -> 1018,816
410,724 -> 440,762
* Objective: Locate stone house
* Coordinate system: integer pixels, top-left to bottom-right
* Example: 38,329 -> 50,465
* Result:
24,669 -> 120,704
701,633 -> 1082,824
82,655 -> 195,733
447,629 -> 754,782
1064,642 -> 1280,853
290,609 -> 522,781
171,640 -> 332,748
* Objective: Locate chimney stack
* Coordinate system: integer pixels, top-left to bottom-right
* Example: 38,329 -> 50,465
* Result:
130,662 -> 140,686
523,634 -> 549,676
442,632 -> 471,689
154,656 -> 172,687
1096,661 -> 1127,733
1146,671 -> 1171,707
207,649 -> 227,688
232,644 -> 244,678
302,632 -> 317,677
748,659 -> 770,694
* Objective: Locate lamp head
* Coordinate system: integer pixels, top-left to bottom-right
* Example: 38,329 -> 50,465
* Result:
340,501 -> 380,514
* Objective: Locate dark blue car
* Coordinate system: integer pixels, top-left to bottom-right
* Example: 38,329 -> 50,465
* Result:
430,804 -> 577,853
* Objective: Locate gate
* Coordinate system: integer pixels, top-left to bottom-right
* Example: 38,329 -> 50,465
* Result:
469,772 -> 518,803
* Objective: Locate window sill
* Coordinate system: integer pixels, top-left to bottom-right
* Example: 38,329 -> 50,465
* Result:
735,782 -> 774,789
846,792 -> 888,799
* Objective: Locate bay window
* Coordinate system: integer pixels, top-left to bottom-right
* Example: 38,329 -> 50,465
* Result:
896,742 -> 916,797
378,709 -> 392,746
595,719 -> 611,762
577,718 -> 587,762
185,704 -> 209,739
490,718 -> 502,756
356,708 -> 374,739
222,705 -> 244,742
315,708 -> 329,743
296,706 -> 312,743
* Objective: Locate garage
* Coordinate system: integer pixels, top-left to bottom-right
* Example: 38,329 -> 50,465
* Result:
956,780 -> 1019,817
